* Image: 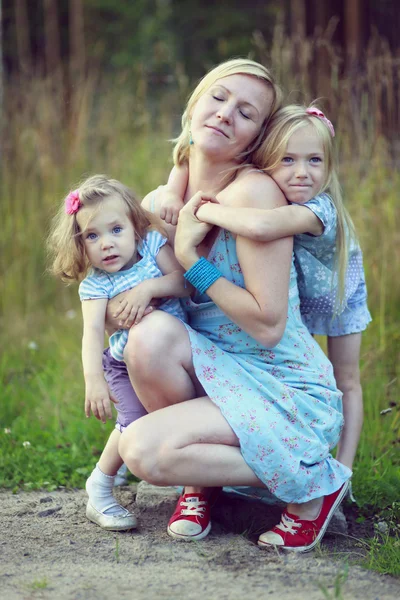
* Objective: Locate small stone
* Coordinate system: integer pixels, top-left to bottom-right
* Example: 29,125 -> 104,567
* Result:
376,521 -> 389,534
38,506 -> 62,517
40,497 -> 54,504
325,506 -> 348,535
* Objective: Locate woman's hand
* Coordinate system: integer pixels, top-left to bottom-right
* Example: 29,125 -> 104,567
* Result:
174,192 -> 217,269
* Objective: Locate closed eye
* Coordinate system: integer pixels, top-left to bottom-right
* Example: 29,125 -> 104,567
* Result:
212,95 -> 224,102
239,109 -> 251,120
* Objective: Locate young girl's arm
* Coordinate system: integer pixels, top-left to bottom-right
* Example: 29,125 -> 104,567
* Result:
113,244 -> 191,328
81,299 -> 116,423
159,164 -> 189,225
195,200 -> 323,240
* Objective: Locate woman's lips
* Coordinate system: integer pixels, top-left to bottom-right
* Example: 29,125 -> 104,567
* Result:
206,125 -> 229,138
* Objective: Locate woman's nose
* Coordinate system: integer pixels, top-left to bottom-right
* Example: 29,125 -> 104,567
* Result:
217,103 -> 233,124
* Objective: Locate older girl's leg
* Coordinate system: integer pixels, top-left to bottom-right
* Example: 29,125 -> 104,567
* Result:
328,333 -> 363,470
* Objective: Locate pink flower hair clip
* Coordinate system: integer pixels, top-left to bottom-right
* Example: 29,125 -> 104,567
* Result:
65,190 -> 82,215
306,107 -> 335,137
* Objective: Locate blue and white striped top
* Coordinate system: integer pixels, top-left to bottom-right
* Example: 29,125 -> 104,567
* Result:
79,229 -> 186,361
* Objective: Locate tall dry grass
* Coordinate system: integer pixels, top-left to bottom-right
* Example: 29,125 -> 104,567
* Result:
1,33 -> 399,508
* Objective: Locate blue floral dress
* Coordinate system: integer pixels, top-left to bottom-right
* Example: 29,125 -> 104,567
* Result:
181,229 -> 351,504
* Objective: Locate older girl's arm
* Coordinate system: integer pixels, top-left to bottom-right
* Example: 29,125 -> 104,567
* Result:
196,202 -> 323,239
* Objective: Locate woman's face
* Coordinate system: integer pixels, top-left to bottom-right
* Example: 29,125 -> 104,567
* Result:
190,74 -> 273,163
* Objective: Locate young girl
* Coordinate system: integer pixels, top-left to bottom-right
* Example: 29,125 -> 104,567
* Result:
48,175 -> 188,531
160,104 -> 371,481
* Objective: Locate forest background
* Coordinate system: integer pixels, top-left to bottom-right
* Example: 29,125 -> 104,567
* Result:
0,0 -> 399,575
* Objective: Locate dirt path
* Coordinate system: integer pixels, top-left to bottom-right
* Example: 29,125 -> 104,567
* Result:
1,485 -> 398,600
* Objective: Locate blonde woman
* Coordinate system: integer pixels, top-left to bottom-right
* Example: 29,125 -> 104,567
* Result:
108,59 -> 351,552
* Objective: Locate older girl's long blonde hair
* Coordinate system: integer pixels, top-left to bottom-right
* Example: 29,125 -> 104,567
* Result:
173,58 -> 283,167
47,175 -> 155,283
253,104 -> 357,311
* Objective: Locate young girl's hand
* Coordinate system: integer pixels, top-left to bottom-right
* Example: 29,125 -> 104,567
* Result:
113,280 -> 154,328
85,379 -> 117,423
159,186 -> 185,225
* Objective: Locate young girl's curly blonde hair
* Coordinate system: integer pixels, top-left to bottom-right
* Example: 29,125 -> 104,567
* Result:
253,104 -> 357,312
47,175 -> 155,283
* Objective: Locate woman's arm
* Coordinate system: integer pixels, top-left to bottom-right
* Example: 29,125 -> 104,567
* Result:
195,201 -> 323,240
175,175 -> 292,347
81,299 -> 115,423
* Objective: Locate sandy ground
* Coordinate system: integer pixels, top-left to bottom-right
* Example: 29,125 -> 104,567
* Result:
1,484 -> 399,600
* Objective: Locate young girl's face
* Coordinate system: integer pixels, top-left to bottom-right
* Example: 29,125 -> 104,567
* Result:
77,196 -> 137,272
270,125 -> 326,204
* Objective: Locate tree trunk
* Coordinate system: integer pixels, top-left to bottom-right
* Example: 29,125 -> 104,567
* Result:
43,0 -> 61,76
14,0 -> 31,75
69,0 -> 85,82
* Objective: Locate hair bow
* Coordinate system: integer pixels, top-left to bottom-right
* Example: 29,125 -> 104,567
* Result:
65,190 -> 82,215
306,107 -> 335,137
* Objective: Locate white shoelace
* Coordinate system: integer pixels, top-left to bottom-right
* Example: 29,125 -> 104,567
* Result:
275,514 -> 302,536
180,498 -> 207,518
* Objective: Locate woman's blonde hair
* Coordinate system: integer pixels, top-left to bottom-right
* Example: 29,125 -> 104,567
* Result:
173,58 -> 282,167
47,175 -> 155,283
253,104 -> 357,311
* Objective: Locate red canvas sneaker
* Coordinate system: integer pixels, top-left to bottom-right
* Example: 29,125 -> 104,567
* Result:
258,480 -> 349,553
167,493 -> 211,541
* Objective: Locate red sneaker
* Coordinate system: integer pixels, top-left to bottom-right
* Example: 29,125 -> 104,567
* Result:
258,480 -> 349,553
167,493 -> 211,541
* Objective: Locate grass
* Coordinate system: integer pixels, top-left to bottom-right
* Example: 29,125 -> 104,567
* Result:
1,36 -> 399,576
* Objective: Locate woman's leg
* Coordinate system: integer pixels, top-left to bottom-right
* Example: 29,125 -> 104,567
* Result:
328,333 -> 363,470
119,397 -> 262,488
123,311 -> 203,413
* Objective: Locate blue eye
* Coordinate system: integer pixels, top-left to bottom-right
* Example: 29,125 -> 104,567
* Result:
282,157 -> 293,164
113,226 -> 123,234
310,157 -> 322,164
86,232 -> 97,240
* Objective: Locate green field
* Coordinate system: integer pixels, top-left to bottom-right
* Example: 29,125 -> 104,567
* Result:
1,61 -> 399,575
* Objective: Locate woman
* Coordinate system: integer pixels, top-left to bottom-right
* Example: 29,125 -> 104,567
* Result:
112,58 -> 351,552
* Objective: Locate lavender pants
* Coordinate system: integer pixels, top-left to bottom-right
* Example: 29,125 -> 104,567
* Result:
102,348 -> 147,432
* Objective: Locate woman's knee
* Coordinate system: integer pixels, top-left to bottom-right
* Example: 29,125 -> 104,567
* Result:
118,419 -> 172,485
124,311 -> 189,374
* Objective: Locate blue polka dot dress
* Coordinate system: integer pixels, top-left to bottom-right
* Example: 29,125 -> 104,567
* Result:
181,229 -> 351,504
294,194 -> 372,336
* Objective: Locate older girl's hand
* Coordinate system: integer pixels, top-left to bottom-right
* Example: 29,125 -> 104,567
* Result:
174,192 -> 217,268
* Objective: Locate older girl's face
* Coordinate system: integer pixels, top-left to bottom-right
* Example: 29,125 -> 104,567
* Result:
190,74 -> 273,162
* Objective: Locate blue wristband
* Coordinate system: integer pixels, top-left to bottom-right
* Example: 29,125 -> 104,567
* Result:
184,257 -> 223,294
